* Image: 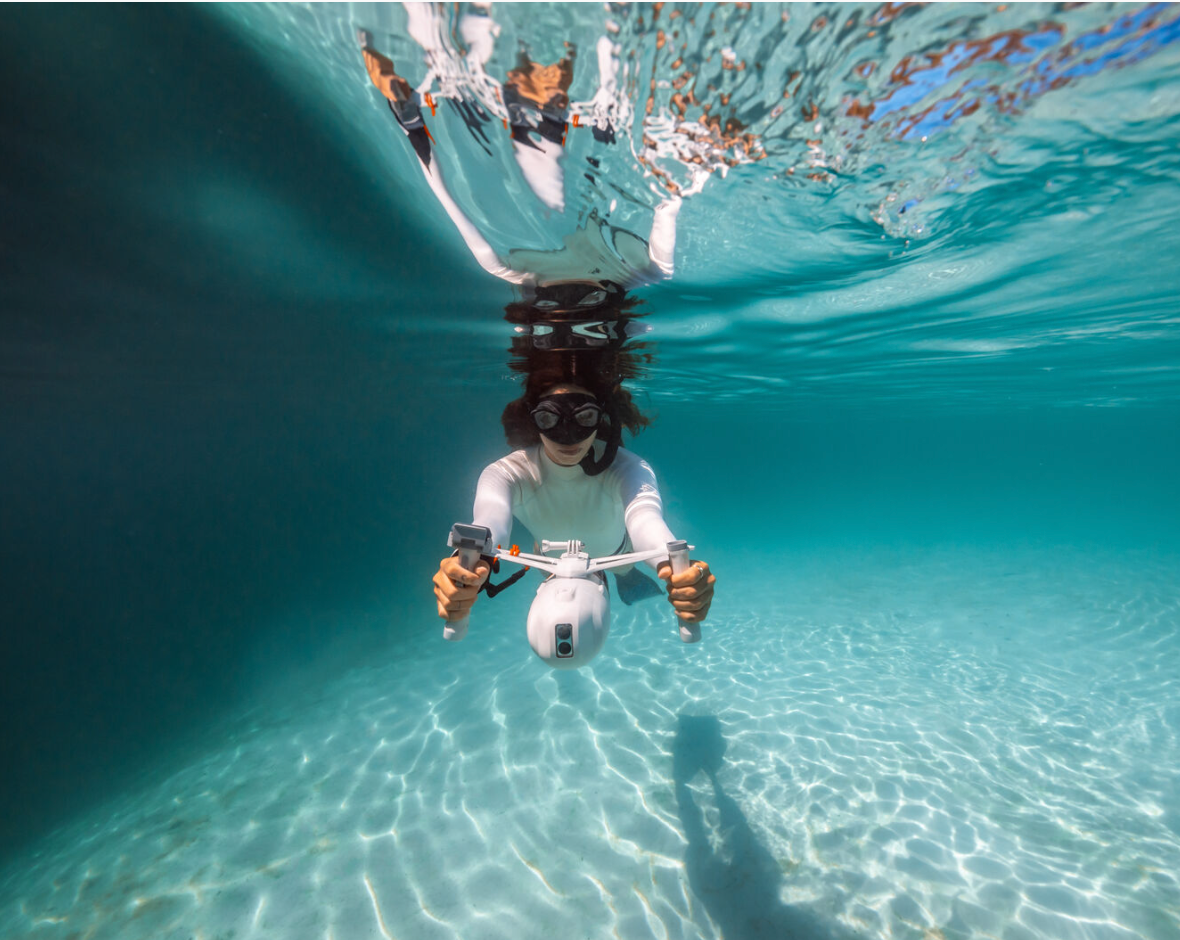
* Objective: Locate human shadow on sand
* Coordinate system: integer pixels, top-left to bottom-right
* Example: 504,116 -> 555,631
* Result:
673,714 -> 861,940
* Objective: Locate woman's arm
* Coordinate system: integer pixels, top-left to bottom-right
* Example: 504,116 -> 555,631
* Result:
472,461 -> 517,551
617,453 -> 676,564
617,453 -> 716,624
434,460 -> 518,621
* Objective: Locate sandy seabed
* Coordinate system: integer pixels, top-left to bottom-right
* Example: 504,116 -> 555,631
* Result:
2,544 -> 1178,940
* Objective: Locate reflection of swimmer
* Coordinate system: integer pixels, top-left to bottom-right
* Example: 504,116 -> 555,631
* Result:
358,28 -> 680,289
432,286 -> 716,628
359,29 -> 576,212
359,30 -> 530,285
360,38 -> 433,167
503,46 -> 575,211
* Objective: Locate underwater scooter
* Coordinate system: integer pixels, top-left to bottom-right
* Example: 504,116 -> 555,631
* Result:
445,523 -> 697,669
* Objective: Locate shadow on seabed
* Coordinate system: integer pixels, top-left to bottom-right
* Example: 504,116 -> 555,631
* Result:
673,714 -> 864,940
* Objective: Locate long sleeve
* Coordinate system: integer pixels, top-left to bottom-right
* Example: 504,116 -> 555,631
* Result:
470,447 -> 674,566
471,461 -> 517,551
616,453 -> 676,568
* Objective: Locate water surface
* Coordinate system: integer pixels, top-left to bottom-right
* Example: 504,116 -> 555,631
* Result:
1,4 -> 1178,939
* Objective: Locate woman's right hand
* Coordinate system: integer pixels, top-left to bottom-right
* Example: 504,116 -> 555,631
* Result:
433,556 -> 491,621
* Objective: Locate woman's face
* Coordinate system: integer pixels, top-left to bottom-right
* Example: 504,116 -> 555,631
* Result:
537,383 -> 598,467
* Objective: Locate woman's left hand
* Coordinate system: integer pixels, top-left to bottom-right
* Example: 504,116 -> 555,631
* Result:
657,559 -> 716,623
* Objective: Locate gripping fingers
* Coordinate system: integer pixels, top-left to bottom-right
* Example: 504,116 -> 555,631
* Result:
434,577 -> 477,604
435,587 -> 477,620
665,562 -> 714,589
438,604 -> 475,621
434,561 -> 488,593
433,571 -> 462,600
669,562 -> 714,624
441,562 -> 480,587
433,560 -> 489,621
673,593 -> 712,623
668,579 -> 715,603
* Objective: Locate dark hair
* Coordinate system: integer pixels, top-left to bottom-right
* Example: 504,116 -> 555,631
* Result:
500,356 -> 651,448
499,283 -> 655,451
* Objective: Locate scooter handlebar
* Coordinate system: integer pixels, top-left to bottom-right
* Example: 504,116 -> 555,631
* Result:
444,524 -> 493,641
666,540 -> 700,644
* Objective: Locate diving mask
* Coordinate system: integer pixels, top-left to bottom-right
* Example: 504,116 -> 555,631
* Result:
530,393 -> 603,444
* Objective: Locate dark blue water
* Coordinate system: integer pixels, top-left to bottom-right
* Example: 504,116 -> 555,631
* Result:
1,2 -> 448,850
2,5 -> 1178,938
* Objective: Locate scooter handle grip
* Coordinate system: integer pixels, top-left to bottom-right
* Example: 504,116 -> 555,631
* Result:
666,540 -> 700,644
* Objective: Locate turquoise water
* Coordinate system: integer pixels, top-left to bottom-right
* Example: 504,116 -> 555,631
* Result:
1,3 -> 1179,939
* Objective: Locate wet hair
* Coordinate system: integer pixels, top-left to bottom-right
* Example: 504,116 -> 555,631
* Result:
500,350 -> 651,449
499,297 -> 653,450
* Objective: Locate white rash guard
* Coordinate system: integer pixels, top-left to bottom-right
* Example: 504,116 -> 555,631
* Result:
472,442 -> 676,569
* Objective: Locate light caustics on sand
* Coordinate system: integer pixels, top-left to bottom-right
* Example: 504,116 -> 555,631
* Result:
1,549 -> 1178,938
3,6 -> 1180,940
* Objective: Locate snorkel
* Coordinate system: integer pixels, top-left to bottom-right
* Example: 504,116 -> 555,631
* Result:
579,394 -> 621,476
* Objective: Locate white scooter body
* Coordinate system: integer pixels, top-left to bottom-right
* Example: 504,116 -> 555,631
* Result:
501,538 -> 692,668
527,573 -> 610,669
446,526 -> 694,668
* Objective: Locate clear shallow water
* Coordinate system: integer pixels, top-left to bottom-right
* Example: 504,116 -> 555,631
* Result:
2,545 -> 1177,940
2,3 -> 1179,940
213,1 -> 1180,409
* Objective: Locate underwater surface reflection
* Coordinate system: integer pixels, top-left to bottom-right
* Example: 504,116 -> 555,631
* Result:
2,4 -> 1179,940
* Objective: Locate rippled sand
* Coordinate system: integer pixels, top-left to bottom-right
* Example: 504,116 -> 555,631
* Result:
2,545 -> 1177,940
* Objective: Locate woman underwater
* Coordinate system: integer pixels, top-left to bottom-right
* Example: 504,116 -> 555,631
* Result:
357,31 -> 716,640
433,283 -> 716,636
